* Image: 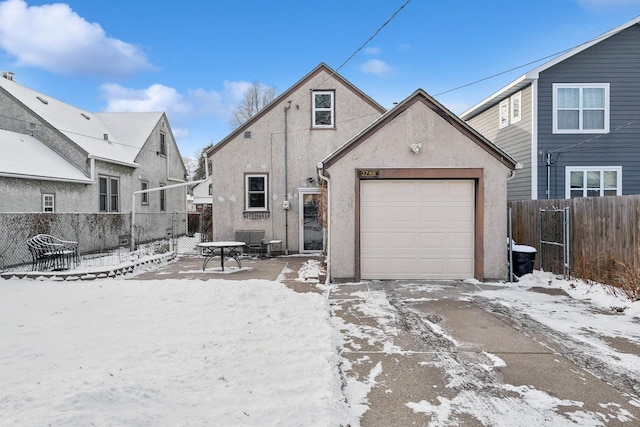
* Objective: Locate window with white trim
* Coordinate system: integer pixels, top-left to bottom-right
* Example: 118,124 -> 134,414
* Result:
159,132 -> 167,156
160,183 -> 166,212
245,174 -> 268,211
510,91 -> 521,124
42,193 -> 55,212
99,175 -> 119,212
312,90 -> 334,128
553,84 -> 609,133
566,166 -> 621,198
141,181 -> 149,205
498,99 -> 509,129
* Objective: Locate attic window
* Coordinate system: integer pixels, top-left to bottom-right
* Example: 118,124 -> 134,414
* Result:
81,113 -> 91,120
28,122 -> 37,131
244,131 -> 252,139
36,96 -> 48,105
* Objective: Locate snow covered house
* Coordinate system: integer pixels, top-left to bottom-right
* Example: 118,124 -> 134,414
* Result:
0,73 -> 187,213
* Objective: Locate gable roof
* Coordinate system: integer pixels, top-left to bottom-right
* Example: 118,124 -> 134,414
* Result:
0,76 -> 163,167
460,15 -> 640,120
207,63 -> 386,156
321,89 -> 518,170
0,129 -> 93,183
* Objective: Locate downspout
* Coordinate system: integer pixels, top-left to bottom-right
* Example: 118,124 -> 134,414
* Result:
89,157 -> 96,181
317,162 -> 330,284
508,162 -> 522,181
284,101 -> 291,255
545,152 -> 552,199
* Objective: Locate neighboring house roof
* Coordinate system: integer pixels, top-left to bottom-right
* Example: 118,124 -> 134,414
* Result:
94,111 -> 165,160
321,89 -> 518,170
191,176 -> 212,204
460,15 -> 640,120
207,62 -> 386,156
0,77 -> 162,167
0,129 -> 93,183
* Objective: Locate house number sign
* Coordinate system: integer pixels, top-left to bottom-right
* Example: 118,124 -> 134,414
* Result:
359,169 -> 379,178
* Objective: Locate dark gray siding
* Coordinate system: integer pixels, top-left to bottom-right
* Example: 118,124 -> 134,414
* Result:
466,85 -> 533,200
537,24 -> 640,199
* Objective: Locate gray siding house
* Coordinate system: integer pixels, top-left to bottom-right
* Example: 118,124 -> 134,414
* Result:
461,16 -> 640,200
0,73 -> 187,213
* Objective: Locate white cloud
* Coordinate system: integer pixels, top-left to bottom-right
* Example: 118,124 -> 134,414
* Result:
360,59 -> 394,77
0,0 -> 154,77
99,80 -> 258,143
364,46 -> 382,55
100,83 -> 189,114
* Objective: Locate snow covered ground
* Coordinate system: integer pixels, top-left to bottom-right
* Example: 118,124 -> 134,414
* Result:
1,260 -> 638,426
0,268 -> 355,426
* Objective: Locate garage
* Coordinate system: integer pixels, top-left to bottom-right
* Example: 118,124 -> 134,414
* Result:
360,179 -> 475,280
319,89 -> 517,282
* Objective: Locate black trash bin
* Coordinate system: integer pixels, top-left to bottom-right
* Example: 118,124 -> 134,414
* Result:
508,239 -> 537,278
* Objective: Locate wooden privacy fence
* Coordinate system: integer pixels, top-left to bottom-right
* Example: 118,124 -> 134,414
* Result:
509,195 -> 640,284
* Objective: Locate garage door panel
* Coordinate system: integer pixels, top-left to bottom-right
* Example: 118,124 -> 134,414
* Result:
361,180 -> 474,280
361,232 -> 388,249
389,206 -> 417,222
448,232 -> 474,248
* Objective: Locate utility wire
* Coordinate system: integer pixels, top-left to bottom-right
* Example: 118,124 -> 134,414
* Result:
434,23 -> 622,98
334,0 -> 412,75
549,117 -> 640,154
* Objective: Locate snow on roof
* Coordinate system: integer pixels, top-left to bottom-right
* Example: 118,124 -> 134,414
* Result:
94,111 -> 163,154
0,77 -> 160,166
0,129 -> 93,183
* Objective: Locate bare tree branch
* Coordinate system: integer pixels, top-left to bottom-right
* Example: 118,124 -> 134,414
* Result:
231,82 -> 276,127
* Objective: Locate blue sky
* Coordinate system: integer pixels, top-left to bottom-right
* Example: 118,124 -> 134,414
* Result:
1,0 -> 639,159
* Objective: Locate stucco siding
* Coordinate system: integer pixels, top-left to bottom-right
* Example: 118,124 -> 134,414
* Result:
209,68 -> 384,251
326,101 -> 511,281
537,24 -> 640,199
0,88 -> 88,173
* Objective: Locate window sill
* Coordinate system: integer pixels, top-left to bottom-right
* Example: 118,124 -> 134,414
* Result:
243,211 -> 270,220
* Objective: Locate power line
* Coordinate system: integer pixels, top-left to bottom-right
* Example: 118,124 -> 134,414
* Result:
334,0 -> 412,75
549,117 -> 640,154
434,24 -> 621,98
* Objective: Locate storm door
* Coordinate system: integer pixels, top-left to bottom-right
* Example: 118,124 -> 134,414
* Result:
299,188 -> 324,253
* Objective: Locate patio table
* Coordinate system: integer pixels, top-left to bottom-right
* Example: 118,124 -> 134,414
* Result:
196,241 -> 245,271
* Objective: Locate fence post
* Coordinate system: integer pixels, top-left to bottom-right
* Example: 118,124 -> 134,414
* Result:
564,207 -> 570,279
508,207 -> 513,283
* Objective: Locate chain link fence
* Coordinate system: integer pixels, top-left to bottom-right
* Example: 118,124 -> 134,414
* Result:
0,210 -> 212,273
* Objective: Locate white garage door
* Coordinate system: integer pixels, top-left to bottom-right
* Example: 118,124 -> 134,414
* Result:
360,180 -> 475,280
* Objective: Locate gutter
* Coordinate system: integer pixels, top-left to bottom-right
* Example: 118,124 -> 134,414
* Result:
0,172 -> 93,184
316,162 -> 330,284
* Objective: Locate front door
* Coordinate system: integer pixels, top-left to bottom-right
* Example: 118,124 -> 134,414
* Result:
299,189 -> 323,253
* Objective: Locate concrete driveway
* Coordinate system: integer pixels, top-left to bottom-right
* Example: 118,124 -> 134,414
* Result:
331,280 -> 640,426
132,255 -> 639,425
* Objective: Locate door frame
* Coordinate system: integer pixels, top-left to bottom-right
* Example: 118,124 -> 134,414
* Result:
298,187 -> 323,253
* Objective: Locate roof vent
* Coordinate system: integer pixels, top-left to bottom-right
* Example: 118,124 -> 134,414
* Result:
244,131 -> 252,139
36,96 -> 48,105
2,71 -> 14,81
81,112 -> 90,120
103,133 -> 109,140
